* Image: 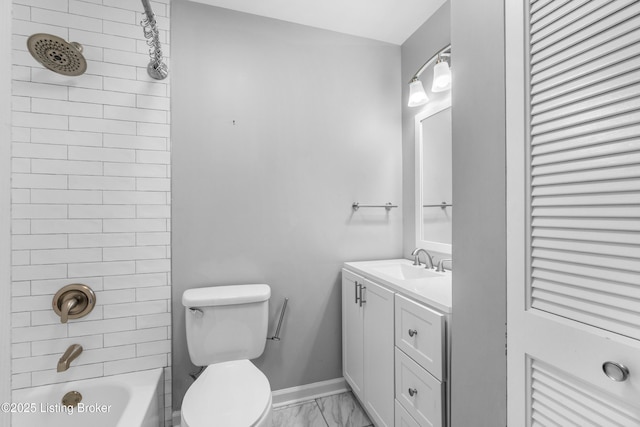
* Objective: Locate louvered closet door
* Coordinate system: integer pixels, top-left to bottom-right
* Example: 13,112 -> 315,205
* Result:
507,1 -> 640,425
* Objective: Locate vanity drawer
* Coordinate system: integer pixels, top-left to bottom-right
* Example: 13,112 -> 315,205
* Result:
395,348 -> 443,427
395,399 -> 420,427
395,294 -> 445,380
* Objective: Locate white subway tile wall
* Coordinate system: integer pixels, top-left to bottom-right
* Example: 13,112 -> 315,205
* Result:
10,0 -> 172,424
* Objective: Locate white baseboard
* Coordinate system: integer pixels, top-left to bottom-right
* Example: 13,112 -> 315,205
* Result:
272,377 -> 349,408
172,377 -> 350,425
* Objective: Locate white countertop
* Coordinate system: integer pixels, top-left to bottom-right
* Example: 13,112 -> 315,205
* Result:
343,259 -> 452,314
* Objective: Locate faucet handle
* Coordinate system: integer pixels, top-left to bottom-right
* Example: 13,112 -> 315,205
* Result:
410,248 -> 422,266
59,294 -> 80,323
436,259 -> 452,272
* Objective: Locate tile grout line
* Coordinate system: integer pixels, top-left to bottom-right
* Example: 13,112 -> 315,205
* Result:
272,392 -> 374,427
315,397 -> 331,427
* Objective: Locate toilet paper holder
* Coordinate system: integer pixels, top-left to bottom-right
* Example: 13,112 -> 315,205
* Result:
267,297 -> 288,341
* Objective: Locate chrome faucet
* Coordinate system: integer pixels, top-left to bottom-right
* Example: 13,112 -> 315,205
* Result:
57,344 -> 83,372
436,258 -> 452,272
411,248 -> 434,269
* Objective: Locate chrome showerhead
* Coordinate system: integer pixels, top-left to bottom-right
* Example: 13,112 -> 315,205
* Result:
27,33 -> 87,76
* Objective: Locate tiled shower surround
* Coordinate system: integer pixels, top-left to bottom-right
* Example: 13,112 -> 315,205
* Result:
9,0 -> 172,423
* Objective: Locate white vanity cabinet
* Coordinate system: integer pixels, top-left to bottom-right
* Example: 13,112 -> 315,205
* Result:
342,261 -> 450,427
342,269 -> 365,397
342,269 -> 395,427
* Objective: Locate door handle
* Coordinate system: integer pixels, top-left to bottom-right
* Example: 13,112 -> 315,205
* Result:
408,388 -> 418,397
359,286 -> 366,307
603,361 -> 629,382
355,282 -> 361,304
408,329 -> 418,337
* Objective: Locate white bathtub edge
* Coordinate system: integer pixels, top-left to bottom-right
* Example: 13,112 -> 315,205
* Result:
12,368 -> 164,427
117,368 -> 164,427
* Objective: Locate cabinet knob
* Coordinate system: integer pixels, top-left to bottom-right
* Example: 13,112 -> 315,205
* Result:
408,329 -> 418,337
408,388 -> 418,397
602,361 -> 629,382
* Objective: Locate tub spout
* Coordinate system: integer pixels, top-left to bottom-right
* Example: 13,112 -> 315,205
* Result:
57,344 -> 83,372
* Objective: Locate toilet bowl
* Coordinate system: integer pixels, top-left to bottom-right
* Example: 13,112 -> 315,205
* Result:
181,360 -> 273,427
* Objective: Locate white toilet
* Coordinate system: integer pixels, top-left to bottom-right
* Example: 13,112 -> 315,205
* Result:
181,284 -> 273,427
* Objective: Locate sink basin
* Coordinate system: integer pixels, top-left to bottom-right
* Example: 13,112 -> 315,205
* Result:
372,263 -> 444,281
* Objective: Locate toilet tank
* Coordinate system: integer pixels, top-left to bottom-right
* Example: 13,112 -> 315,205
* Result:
182,284 -> 270,366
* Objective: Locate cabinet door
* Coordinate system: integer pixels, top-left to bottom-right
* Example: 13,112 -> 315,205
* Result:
342,269 -> 364,399
362,278 -> 395,427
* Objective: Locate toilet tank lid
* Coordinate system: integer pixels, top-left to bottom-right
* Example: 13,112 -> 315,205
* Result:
182,284 -> 270,307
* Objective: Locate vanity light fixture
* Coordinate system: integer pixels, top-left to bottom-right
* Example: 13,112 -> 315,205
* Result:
408,44 -> 451,107
408,77 -> 429,107
431,56 -> 451,92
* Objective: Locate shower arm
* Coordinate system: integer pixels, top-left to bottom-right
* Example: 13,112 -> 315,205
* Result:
140,0 -> 168,80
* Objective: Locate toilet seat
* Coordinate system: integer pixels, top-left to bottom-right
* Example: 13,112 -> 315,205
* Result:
181,359 -> 272,427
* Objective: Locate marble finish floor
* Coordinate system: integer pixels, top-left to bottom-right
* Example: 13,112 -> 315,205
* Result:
271,392 -> 373,427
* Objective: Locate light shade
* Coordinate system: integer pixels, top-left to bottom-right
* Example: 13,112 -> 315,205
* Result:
431,60 -> 451,92
408,78 -> 429,107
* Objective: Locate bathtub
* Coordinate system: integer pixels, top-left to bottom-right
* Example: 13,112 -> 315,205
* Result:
11,368 -> 163,427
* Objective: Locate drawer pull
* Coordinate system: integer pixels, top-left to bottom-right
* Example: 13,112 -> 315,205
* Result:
408,388 -> 418,397
408,329 -> 418,337
603,361 -> 629,382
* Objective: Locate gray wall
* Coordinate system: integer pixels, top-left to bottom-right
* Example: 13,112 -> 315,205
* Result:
401,2 -> 451,259
450,0 -> 507,425
171,2 -> 402,409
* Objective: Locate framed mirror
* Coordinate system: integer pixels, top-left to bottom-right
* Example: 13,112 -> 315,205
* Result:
415,95 -> 452,255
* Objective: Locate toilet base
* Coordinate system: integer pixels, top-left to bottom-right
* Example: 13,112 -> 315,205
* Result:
180,361 -> 273,427
253,394 -> 273,427
180,397 -> 272,427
